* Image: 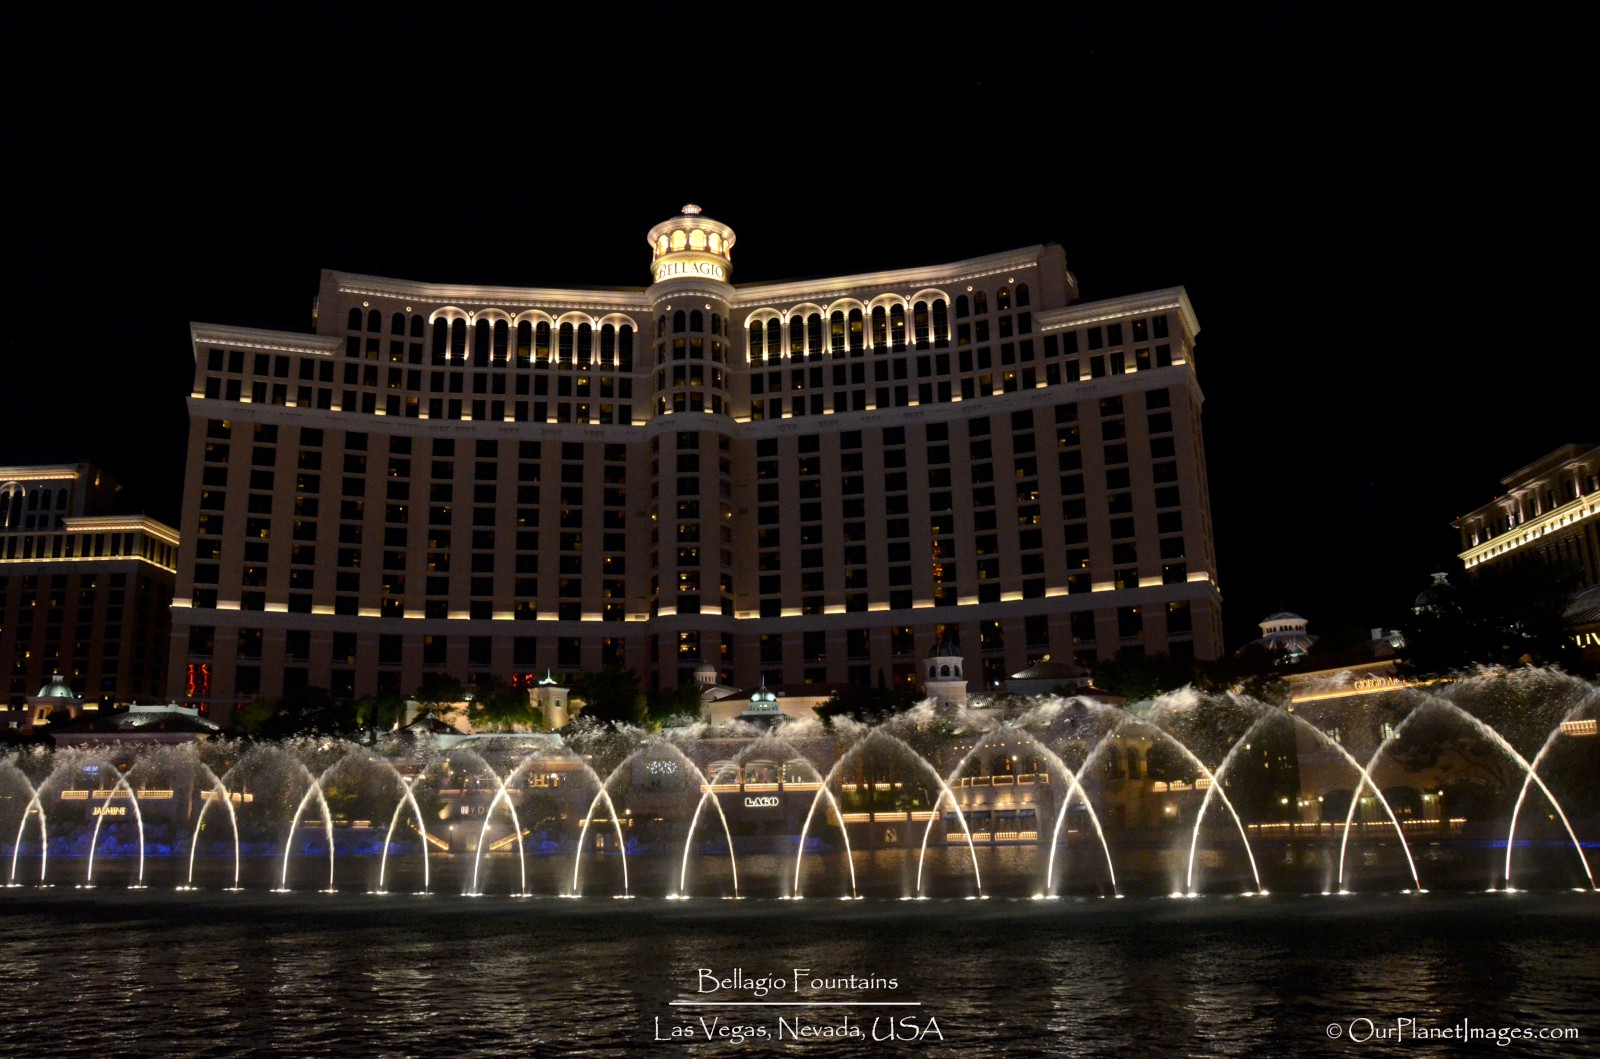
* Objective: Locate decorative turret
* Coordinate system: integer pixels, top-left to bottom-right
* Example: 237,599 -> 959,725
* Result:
922,642 -> 968,708
646,204 -> 737,286
694,661 -> 719,687
739,676 -> 784,725
535,670 -> 572,729
36,674 -> 78,699
1246,612 -> 1317,659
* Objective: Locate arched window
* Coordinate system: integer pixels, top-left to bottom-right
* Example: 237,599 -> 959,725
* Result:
657,314 -> 667,336
368,309 -> 382,333
690,309 -> 703,332
830,311 -> 846,354
492,320 -> 509,362
848,308 -> 864,352
410,316 -> 424,338
535,322 -> 552,362
932,299 -> 949,345
889,304 -> 907,351
767,319 -> 783,358
390,312 -> 406,334
997,287 -> 1011,311
748,322 -> 765,364
806,314 -> 823,357
450,319 -> 468,360
558,323 -> 575,364
912,301 -> 930,347
871,306 -> 887,348
711,313 -> 721,335
1015,282 -> 1030,307
473,320 -> 492,365
670,230 -> 687,251
618,325 -> 634,371
600,324 -> 616,366
673,310 -> 687,333
689,229 -> 706,250
576,323 -> 593,366
973,290 -> 988,314
789,317 -> 804,356
347,307 -> 363,331
955,294 -> 969,318
516,321 -> 533,361
940,664 -> 951,678
431,320 -> 448,361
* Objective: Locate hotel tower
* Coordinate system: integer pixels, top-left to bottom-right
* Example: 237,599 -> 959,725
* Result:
170,207 -> 1221,715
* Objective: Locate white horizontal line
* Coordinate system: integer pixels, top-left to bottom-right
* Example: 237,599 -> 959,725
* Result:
669,1001 -> 921,1007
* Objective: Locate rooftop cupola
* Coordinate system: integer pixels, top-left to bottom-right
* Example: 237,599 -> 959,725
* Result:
646,204 -> 737,285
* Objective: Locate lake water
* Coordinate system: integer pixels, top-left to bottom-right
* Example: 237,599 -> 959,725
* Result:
2,887 -> 1597,1057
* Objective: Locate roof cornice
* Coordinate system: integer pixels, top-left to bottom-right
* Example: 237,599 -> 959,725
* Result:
189,324 -> 341,358
1034,287 -> 1199,336
728,246 -> 1051,307
330,272 -> 653,313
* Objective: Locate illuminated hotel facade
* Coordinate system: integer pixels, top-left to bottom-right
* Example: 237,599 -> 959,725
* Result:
1454,444 -> 1600,585
1,464 -> 178,705
169,207 -> 1222,716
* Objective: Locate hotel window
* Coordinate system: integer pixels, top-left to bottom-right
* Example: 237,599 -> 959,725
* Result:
889,305 -> 907,350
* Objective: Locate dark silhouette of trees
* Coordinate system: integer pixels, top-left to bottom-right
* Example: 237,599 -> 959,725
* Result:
1400,562 -> 1583,675
645,682 -> 704,725
467,679 -> 540,731
573,666 -> 648,727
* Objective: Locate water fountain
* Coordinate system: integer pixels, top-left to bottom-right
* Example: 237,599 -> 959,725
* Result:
1,670 -> 1595,902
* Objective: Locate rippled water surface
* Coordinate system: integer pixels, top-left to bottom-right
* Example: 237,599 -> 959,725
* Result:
2,889 -> 1597,1057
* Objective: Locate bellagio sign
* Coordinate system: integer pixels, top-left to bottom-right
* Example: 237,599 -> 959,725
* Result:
654,257 -> 726,283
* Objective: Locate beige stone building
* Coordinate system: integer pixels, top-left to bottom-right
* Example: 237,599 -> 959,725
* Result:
0,464 -> 178,707
168,207 -> 1222,717
1454,443 -> 1600,584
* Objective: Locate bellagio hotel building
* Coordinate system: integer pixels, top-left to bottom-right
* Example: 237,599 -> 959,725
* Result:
169,206 -> 1222,715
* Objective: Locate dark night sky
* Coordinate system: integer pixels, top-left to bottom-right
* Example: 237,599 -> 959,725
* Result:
5,3 -> 1593,651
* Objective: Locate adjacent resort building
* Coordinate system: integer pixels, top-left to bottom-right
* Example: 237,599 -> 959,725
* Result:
1453,444 -> 1600,585
1453,443 -> 1600,663
0,464 -> 178,709
169,206 -> 1222,719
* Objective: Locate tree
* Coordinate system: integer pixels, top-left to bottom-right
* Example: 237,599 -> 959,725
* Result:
467,680 -> 540,731
1090,651 -> 1200,703
238,686 -> 354,738
572,666 -> 648,727
1400,562 -> 1584,675
353,694 -> 407,738
413,673 -> 467,707
646,682 -> 705,725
